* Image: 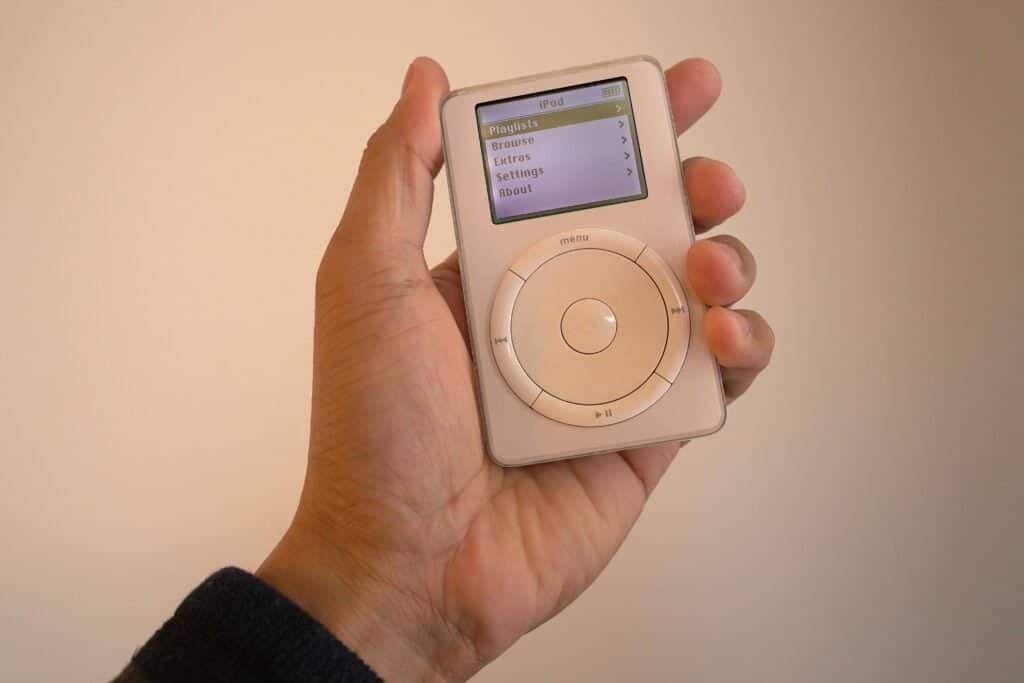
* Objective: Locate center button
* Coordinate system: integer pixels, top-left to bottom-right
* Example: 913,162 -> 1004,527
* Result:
560,298 -> 617,355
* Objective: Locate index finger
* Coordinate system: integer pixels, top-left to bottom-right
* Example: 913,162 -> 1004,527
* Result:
664,58 -> 722,135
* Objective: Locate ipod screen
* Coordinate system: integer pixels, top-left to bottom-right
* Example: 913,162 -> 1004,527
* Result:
476,78 -> 648,223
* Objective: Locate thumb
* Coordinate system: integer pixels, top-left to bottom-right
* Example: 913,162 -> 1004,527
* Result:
327,57 -> 450,272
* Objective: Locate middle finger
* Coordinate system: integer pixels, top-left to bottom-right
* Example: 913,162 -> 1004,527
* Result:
686,234 -> 757,307
683,157 -> 746,233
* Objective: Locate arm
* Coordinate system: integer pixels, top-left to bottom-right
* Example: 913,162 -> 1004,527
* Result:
116,56 -> 772,683
113,569 -> 380,682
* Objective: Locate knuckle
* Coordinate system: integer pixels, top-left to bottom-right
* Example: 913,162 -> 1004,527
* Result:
366,120 -> 389,149
360,122 -> 393,166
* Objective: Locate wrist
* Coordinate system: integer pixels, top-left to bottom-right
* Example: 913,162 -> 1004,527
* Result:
256,517 -> 478,682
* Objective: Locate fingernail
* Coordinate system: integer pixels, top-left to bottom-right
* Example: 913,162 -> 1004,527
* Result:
736,311 -> 754,337
717,240 -> 744,273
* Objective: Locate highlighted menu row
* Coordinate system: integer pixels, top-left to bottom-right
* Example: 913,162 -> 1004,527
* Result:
476,79 -> 647,223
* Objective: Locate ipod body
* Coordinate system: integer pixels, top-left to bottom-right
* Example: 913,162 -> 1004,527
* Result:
441,56 -> 725,466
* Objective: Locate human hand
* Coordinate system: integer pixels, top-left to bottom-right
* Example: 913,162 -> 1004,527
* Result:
257,57 -> 773,681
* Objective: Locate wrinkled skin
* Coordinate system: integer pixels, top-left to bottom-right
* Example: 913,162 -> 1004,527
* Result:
257,57 -> 774,682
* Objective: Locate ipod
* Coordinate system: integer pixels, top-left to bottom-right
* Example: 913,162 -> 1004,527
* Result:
441,56 -> 725,466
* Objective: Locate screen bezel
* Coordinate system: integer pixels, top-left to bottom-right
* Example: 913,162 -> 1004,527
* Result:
474,76 -> 649,225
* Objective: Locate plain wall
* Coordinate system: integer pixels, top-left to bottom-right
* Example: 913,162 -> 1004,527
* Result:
2,1 -> 1021,680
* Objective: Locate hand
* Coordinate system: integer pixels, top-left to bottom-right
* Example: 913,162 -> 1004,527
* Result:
257,57 -> 773,681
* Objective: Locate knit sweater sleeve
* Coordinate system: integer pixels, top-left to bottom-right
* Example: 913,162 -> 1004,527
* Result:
112,567 -> 381,683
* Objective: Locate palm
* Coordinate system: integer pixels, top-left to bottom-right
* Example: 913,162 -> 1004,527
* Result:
310,258 -> 664,662
425,264 -> 673,659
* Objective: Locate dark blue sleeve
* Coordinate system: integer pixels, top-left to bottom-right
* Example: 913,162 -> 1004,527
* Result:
113,567 -> 381,683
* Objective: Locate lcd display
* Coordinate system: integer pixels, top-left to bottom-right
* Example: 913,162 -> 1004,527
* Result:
476,78 -> 647,223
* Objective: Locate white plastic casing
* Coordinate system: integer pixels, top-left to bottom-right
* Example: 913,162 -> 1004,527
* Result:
441,56 -> 726,466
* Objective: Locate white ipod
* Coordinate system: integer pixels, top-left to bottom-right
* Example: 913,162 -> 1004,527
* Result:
441,56 -> 726,466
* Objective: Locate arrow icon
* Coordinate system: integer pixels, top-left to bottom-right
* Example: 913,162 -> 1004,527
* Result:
624,152 -> 630,160
615,104 -> 622,113
621,136 -> 627,144
626,168 -> 633,176
594,411 -> 602,418
618,120 -> 625,128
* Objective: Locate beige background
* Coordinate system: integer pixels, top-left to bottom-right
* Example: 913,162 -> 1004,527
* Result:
2,1 -> 1021,681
